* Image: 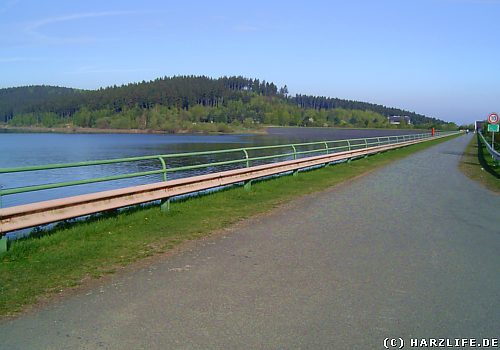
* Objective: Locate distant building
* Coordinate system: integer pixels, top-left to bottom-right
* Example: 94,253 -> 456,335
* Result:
388,116 -> 411,125
475,120 -> 486,132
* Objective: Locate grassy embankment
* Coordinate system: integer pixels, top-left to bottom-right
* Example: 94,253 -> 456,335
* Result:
459,134 -> 500,193
0,134 -> 460,318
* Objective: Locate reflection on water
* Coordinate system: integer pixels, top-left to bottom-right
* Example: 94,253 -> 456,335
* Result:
0,128 -> 424,207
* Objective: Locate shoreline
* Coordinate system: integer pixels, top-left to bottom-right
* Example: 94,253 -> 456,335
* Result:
266,125 -> 429,132
0,124 -> 429,135
0,125 -> 268,135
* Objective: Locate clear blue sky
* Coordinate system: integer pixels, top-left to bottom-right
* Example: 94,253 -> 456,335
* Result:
1,0 -> 499,125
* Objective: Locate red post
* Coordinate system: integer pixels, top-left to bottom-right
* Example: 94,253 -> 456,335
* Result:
431,127 -> 435,137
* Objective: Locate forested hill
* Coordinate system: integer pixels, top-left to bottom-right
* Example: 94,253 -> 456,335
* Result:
0,85 -> 82,119
0,76 -> 453,131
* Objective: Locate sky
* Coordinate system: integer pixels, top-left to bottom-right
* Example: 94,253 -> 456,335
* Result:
1,0 -> 499,125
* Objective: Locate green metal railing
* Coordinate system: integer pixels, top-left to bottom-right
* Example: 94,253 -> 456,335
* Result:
0,132 -> 448,203
478,131 -> 500,163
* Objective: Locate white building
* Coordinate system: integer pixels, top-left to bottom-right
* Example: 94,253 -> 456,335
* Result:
388,116 -> 411,125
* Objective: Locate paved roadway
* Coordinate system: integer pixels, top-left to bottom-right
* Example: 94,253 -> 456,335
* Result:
1,134 -> 499,349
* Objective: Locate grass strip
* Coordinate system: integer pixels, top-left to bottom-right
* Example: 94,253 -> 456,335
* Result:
0,135 -> 460,318
459,134 -> 499,193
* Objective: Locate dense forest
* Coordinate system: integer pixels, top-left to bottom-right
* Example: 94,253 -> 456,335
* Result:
0,76 -> 457,132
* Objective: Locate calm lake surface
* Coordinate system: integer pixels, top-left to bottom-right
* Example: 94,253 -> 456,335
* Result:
0,127 -> 424,208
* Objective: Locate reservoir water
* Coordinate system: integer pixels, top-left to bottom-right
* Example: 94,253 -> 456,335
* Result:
0,127 -> 424,208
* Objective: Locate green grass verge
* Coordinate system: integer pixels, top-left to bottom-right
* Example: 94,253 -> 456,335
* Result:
459,134 -> 500,193
0,135 -> 460,318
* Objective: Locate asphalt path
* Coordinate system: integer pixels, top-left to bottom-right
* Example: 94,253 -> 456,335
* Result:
1,134 -> 498,349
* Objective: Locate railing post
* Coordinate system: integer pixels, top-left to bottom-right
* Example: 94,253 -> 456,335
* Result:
364,138 -> 368,148
244,180 -> 253,191
323,141 -> 332,167
345,140 -> 353,162
160,198 -> 170,212
243,149 -> 250,168
290,144 -> 299,176
158,157 -> 167,182
0,236 -> 8,253
242,149 -> 253,190
158,157 -> 169,210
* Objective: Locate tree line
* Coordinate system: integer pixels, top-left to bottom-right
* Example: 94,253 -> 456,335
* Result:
0,75 -> 457,131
